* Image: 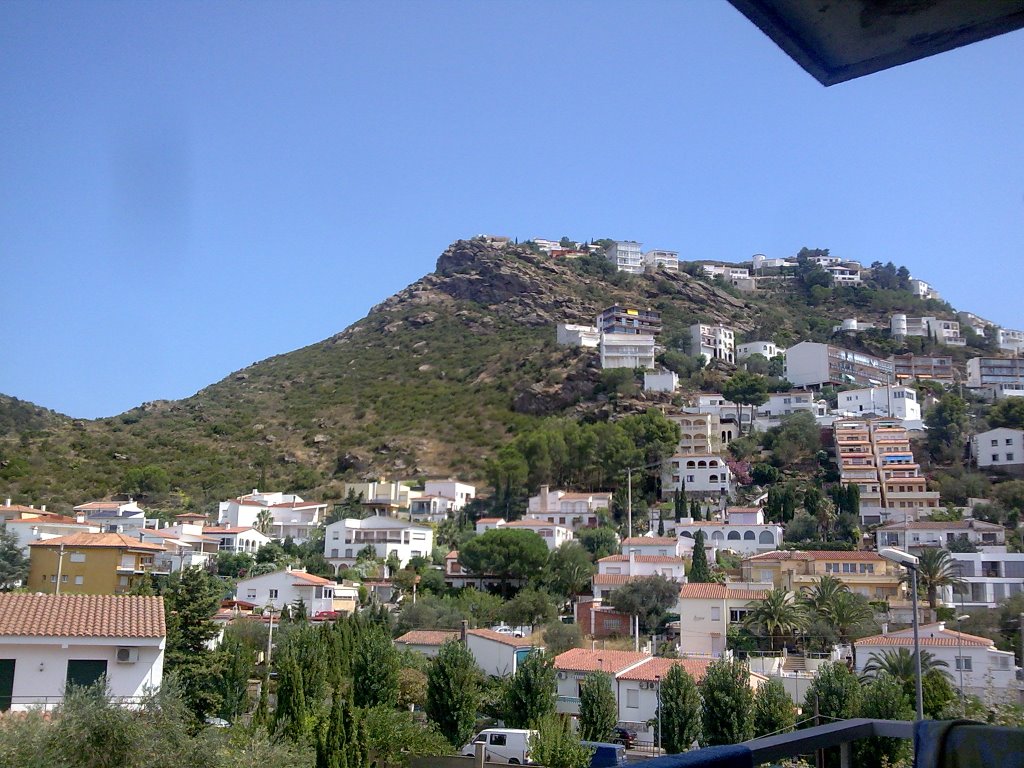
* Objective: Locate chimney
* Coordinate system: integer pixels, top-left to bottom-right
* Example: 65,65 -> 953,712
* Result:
460,619 -> 468,646
881,622 -> 888,635
40,505 -> 46,512
3,499 -> 10,507
540,485 -> 549,513
629,549 -> 636,573
252,488 -> 258,496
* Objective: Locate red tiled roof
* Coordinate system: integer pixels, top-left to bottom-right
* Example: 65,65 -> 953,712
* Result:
727,507 -> 762,514
466,628 -> 536,647
745,550 -> 883,561
5,515 -> 89,526
477,517 -> 504,524
876,520 -> 1003,531
0,594 -> 165,638
854,633 -> 992,648
678,583 -> 770,601
290,571 -> 336,586
72,501 -> 124,510
395,630 -> 460,646
621,537 -> 677,546
1,504 -> 58,516
554,648 -> 649,674
618,657 -> 713,683
205,526 -> 262,535
28,532 -> 165,551
592,574 -> 636,586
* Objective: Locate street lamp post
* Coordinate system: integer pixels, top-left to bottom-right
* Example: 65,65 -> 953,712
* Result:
655,674 -> 662,755
879,547 -> 924,721
264,605 -> 279,669
956,613 -> 970,716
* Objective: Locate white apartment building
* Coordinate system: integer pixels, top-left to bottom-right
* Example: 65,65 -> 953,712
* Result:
606,241 -> 644,274
644,370 -> 678,392
73,500 -> 150,534
599,333 -> 656,370
909,278 -> 941,301
525,486 -> 612,530
756,391 -> 826,420
339,480 -> 421,515
751,254 -> 796,271
218,490 -> 326,543
854,623 -> 1016,698
967,357 -> 1024,390
701,264 -> 750,281
675,507 -> 782,556
671,412 -> 729,455
997,328 -> 1024,353
556,323 -> 600,348
499,519 -> 574,550
424,480 -> 475,509
689,323 -> 735,364
5,516 -> 100,555
973,427 -> 1024,472
950,550 -> 1024,609
408,496 -> 455,524
234,567 -> 338,615
890,315 -> 964,346
875,519 -> 1005,552
837,385 -> 922,421
785,342 -> 894,388
203,525 -> 272,554
832,318 -> 875,333
324,515 -> 433,568
675,582 -> 771,655
736,341 -> 784,361
644,249 -> 679,272
661,454 -> 732,499
592,552 -> 686,600
620,536 -> 682,557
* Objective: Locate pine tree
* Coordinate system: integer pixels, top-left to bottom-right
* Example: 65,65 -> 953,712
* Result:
752,677 -> 795,738
503,650 -> 556,728
700,659 -> 753,746
426,640 -> 481,748
0,523 -> 29,589
352,623 -> 399,708
578,672 -> 617,742
660,664 -> 702,753
689,530 -> 712,583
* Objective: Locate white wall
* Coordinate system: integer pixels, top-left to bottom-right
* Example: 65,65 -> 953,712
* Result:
3,637 -> 164,710
466,635 -> 518,677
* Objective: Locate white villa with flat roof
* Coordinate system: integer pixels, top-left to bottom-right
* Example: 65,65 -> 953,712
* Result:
325,515 -> 433,569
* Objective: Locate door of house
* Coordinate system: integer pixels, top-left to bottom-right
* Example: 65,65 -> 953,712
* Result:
0,659 -> 14,711
65,659 -> 108,690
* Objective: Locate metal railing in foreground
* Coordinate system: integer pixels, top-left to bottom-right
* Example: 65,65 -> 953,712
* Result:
744,718 -> 914,768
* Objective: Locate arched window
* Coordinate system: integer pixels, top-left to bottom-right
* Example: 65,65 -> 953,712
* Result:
759,531 -> 776,544
709,474 -> 718,482
711,531 -> 724,541
686,461 -> 696,469
727,531 -> 741,541
698,460 -> 708,468
743,531 -> 756,540
680,531 -> 693,539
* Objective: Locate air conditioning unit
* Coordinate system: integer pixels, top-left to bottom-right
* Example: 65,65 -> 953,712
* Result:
639,681 -> 650,690
116,647 -> 139,664
556,671 -> 567,680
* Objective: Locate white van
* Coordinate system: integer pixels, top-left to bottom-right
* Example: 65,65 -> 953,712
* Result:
461,728 -> 536,764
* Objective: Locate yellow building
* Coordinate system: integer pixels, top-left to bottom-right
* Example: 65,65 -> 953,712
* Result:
741,550 -> 905,603
28,533 -> 166,595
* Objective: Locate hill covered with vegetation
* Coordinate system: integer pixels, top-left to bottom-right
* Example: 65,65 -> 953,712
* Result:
0,239 -> 991,513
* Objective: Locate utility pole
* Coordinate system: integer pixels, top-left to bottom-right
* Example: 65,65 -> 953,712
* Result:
55,543 -> 66,595
626,466 -> 632,539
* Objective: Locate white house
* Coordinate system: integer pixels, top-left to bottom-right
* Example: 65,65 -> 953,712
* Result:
689,323 -> 735,364
751,254 -> 797,271
997,328 -> 1024,353
0,594 -> 165,711
4,515 -> 100,555
525,486 -> 612,530
973,427 -> 1024,473
599,333 -> 656,370
409,496 -> 457,524
591,553 -> 686,600
854,623 -> 1017,697
875,519 -> 1005,552
837,385 -> 922,421
644,370 -> 679,393
466,629 -> 540,677
394,629 -> 460,658
218,490 -> 326,543
424,480 -> 476,509
675,582 -> 771,655
73,500 -> 150,534
233,567 -> 338,615
675,511 -> 782,557
136,529 -> 218,573
784,342 -> 894,388
499,519 -> 574,550
203,525 -> 272,554
620,536 -> 682,557
325,516 -> 433,568
340,480 -> 422,515
949,550 -> 1024,609
554,648 -> 649,717
736,341 -> 784,361
890,315 -> 964,346
644,249 -> 679,272
606,241 -> 644,274
832,318 -> 875,334
556,323 -> 600,348
756,391 -> 826,420
909,278 -> 940,301
701,264 -> 750,282
661,454 -> 732,499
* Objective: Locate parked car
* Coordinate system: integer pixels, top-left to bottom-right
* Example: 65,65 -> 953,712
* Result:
580,742 -> 627,768
489,623 -> 530,638
461,728 -> 536,764
611,726 -> 636,749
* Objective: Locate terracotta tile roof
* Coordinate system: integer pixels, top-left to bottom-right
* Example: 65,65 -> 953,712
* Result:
28,532 -> 165,551
745,550 -> 883,561
271,500 -> 326,509
559,493 -> 612,501
503,520 -> 570,530
290,571 -> 337,586
446,550 -> 459,559
73,501 -> 124,510
466,628 -> 536,647
678,583 -> 770,601
727,507 -> 762,514
5,515 -> 89,526
205,526 -> 262,535
599,555 -> 683,564
592,574 -> 636,586
395,630 -> 461,646
618,657 -> 714,683
876,520 -> 1003,531
554,648 -> 649,674
1,504 -> 57,516
854,633 -> 992,648
0,594 -> 165,638
477,517 -> 504,524
621,537 -> 677,546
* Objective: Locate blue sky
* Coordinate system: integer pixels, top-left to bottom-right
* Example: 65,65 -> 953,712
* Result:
2,1 -> 1022,419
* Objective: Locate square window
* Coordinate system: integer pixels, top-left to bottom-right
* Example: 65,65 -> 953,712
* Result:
269,589 -> 279,599
74,575 -> 84,585
626,689 -> 639,708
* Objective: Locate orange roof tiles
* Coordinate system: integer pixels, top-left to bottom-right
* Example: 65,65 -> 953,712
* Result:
599,555 -> 683,564
395,630 -> 460,646
745,550 -> 883,561
621,537 -> 677,546
618,657 -> 713,683
592,574 -> 636,586
678,583 -> 770,601
28,532 -> 165,551
554,648 -> 648,674
0,594 -> 165,638
290,571 -> 337,586
466,628 -> 536,647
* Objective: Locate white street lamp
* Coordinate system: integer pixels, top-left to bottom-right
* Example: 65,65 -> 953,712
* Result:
655,674 -> 662,755
956,613 -> 970,716
879,547 -> 923,720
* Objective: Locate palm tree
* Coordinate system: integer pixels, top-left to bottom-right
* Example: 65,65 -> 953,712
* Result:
827,591 -> 876,668
861,647 -> 949,687
255,509 -> 274,536
802,575 -> 848,616
912,548 -> 965,614
744,587 -> 808,652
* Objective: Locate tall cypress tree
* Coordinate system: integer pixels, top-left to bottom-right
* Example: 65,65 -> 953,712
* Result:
689,530 -> 712,583
689,498 -> 701,522
660,664 -> 702,753
426,640 -> 481,748
579,672 -> 617,742
274,647 -> 310,742
502,650 -> 556,728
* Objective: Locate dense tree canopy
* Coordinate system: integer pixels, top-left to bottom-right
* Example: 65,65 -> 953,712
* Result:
458,528 -> 549,596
